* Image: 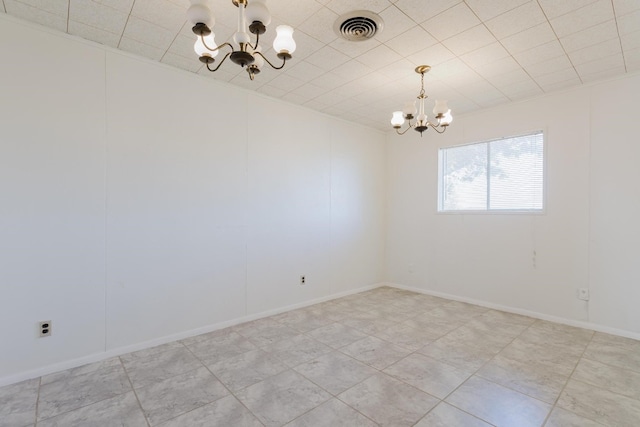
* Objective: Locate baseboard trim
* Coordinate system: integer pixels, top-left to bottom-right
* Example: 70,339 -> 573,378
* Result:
0,283 -> 381,387
385,282 -> 640,341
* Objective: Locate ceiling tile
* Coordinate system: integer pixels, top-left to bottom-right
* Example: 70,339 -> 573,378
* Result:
377,59 -> 418,80
460,42 -> 509,68
513,40 -> 566,67
474,56 -> 523,78
534,67 -> 579,87
281,92 -> 309,105
575,53 -> 626,76
549,0 -> 615,38
486,68 -> 533,88
621,31 -> 640,51
331,60 -> 374,81
269,0 -> 323,27
161,52 -> 202,72
325,0 -> 392,15
289,82 -> 327,100
329,37 -> 380,58
304,45 -> 350,71
285,60 -> 327,81
197,65 -> 239,83
93,0 -> 134,14
119,37 -> 165,61
393,0 -> 462,25
4,0 -> 67,31
68,20 -> 121,48
297,6 -> 338,44
568,38 -> 622,66
11,0 -> 67,17
356,43 -> 402,69
613,0 -> 640,16
537,0 -> 598,19
538,77 -> 581,93
499,79 -> 543,100
167,34 -> 197,59
122,16 -> 176,50
624,47 -> 640,71
441,24 -> 497,56
286,30 -> 325,62
580,66 -> 627,83
422,2 -> 480,40
525,55 -> 574,77
373,4 -> 415,42
384,25 -> 437,57
407,43 -> 455,67
69,0 -> 128,34
131,0 -> 186,32
464,0 -> 529,21
499,22 -> 557,55
617,10 -> 640,36
560,20 -> 619,52
267,73 -> 307,92
485,1 -> 546,40
311,70 -> 352,89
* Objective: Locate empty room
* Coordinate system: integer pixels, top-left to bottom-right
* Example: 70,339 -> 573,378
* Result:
1,0 -> 639,426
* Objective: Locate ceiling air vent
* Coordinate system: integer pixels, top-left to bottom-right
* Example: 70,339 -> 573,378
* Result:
334,11 -> 384,42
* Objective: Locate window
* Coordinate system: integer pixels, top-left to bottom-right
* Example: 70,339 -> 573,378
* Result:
438,131 -> 544,212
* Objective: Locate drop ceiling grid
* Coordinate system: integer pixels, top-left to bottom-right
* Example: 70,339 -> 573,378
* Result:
2,0 -> 639,131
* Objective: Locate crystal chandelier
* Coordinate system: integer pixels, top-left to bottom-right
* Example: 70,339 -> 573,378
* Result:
390,65 -> 453,136
187,0 -> 296,80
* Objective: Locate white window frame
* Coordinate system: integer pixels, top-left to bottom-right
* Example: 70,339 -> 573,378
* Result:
437,130 -> 547,214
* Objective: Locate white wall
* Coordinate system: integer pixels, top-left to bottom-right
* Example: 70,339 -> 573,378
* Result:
386,72 -> 640,337
0,16 -> 386,384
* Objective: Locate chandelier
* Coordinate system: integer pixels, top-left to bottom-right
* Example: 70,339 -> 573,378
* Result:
187,0 -> 296,80
390,65 -> 453,136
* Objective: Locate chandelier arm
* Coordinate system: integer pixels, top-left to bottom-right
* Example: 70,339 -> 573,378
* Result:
200,35 -> 234,55
206,52 -> 232,72
428,123 -> 447,134
255,51 -> 287,70
395,122 -> 415,135
249,31 -> 260,51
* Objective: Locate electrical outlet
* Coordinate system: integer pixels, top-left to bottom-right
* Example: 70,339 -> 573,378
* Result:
300,275 -> 306,285
578,288 -> 590,301
39,320 -> 52,337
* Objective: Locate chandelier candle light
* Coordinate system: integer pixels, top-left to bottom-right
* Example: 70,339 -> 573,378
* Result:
391,65 -> 453,136
187,0 -> 296,80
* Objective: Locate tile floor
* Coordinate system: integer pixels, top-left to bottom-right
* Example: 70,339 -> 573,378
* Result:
2,286 -> 640,426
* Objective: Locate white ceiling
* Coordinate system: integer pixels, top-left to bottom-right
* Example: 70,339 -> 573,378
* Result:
2,0 -> 639,131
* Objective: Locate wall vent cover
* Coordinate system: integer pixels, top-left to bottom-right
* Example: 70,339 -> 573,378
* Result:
334,11 -> 384,41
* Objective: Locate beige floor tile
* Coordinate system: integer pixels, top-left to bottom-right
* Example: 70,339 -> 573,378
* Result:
338,372 -> 439,427
445,376 -> 551,427
477,354 -> 568,403
233,319 -> 300,348
374,322 -> 439,351
415,402 -> 492,427
285,398 -> 378,427
0,378 -> 39,427
557,379 -> 640,425
544,407 -> 604,427
157,394 -> 262,427
40,357 -> 122,386
384,353 -> 472,399
497,337 -> 582,377
37,392 -> 147,427
235,370 -> 331,427
38,364 -> 132,421
307,322 -> 368,349
572,357 -> 640,400
294,351 -> 377,395
584,333 -> 640,373
418,339 -> 496,371
181,330 -> 257,365
263,334 -> 332,367
269,307 -> 335,332
207,348 -> 287,391
340,336 -> 412,370
435,324 -> 515,354
135,367 -> 229,425
522,321 -> 593,350
121,346 -> 203,389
